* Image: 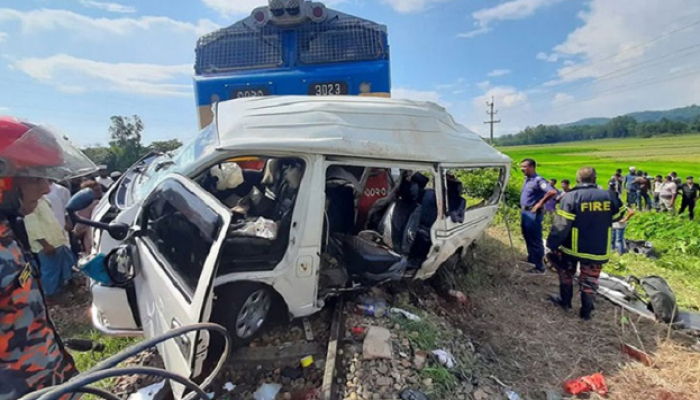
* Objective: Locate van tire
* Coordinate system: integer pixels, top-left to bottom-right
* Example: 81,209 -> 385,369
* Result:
210,282 -> 280,347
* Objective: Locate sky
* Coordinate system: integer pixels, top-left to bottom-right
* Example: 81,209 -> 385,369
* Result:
1,0 -> 700,146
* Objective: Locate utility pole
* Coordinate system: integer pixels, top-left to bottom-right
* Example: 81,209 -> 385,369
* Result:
484,96 -> 501,145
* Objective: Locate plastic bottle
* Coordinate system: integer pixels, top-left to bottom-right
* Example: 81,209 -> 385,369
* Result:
355,300 -> 389,317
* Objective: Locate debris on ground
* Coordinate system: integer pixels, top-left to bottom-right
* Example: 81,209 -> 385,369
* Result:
112,348 -> 165,396
253,382 -> 282,400
621,343 -> 653,366
126,381 -> 166,400
430,349 -> 456,369
356,298 -> 390,318
447,290 -> 468,305
290,388 -> 321,400
625,239 -> 658,259
399,388 -> 430,400
51,227 -> 700,400
282,366 -> 304,380
362,326 -> 393,360
390,308 -> 422,322
564,373 -> 608,396
303,318 -> 315,341
504,389 -> 523,400
301,356 -> 315,368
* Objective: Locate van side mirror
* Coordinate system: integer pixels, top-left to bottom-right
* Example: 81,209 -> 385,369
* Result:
104,245 -> 136,286
66,188 -> 95,213
67,189 -> 130,241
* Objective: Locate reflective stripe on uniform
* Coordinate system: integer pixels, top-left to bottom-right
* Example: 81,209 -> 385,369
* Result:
607,227 -> 612,255
556,209 -> 576,221
613,206 -> 628,220
572,227 -> 579,253
560,246 -> 611,262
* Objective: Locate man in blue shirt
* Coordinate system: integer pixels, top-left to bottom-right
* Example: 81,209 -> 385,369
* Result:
520,159 -> 558,274
624,167 -> 637,207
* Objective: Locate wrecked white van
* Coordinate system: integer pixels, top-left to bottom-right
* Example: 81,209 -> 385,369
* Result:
81,96 -> 510,376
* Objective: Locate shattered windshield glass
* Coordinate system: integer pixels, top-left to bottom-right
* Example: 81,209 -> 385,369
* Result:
132,124 -> 219,204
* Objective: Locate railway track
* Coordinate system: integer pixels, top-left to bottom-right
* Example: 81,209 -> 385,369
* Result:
217,298 -> 347,400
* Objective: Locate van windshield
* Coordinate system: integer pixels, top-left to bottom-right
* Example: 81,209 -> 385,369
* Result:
131,124 -> 220,205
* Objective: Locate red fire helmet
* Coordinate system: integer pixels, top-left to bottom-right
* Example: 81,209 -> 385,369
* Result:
0,116 -> 96,180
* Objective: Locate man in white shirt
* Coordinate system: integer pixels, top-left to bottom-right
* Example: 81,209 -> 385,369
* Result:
24,197 -> 77,296
95,165 -> 114,189
658,176 -> 677,213
45,181 -> 71,231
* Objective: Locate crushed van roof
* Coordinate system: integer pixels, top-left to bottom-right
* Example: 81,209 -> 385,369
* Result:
214,96 -> 511,165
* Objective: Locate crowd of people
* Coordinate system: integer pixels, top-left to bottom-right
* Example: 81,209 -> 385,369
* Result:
517,158 -> 699,322
22,164 -> 119,299
543,166 -> 699,254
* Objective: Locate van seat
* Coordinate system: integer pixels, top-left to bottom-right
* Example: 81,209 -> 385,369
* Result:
342,236 -> 406,281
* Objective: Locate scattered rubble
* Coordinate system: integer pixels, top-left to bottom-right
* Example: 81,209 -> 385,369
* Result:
362,327 -> 393,361
336,285 -> 501,400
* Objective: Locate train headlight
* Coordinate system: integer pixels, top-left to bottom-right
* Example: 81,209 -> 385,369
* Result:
269,0 -> 285,17
286,0 -> 301,16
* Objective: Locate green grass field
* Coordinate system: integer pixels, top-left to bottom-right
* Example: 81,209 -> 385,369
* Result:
500,135 -> 700,182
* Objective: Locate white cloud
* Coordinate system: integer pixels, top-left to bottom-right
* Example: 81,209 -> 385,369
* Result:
78,0 -> 136,14
477,80 -> 491,90
392,87 -> 443,104
536,51 -> 559,62
549,0 -> 700,83
202,0 -> 348,17
0,106 -> 9,112
552,92 -> 574,105
13,54 -> 192,97
487,69 -> 511,77
457,27 -> 490,39
459,0 -> 565,38
381,0 -> 452,14
0,8 -> 218,37
474,86 -> 528,109
0,31 -> 7,43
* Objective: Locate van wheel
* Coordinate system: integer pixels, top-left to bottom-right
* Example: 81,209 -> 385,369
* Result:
211,283 -> 277,346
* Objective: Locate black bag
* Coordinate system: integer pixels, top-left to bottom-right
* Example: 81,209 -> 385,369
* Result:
626,239 -> 659,259
640,276 -> 678,323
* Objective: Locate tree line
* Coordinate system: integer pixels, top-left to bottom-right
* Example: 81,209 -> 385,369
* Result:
82,115 -> 183,172
496,115 -> 700,147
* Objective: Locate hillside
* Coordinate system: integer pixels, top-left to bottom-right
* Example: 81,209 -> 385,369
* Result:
499,135 -> 700,181
564,104 -> 700,127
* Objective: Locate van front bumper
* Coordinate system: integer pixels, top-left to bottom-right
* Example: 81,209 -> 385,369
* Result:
91,305 -> 143,337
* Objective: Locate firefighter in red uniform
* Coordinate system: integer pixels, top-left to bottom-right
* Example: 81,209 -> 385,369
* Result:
546,167 -> 626,320
0,116 -> 96,400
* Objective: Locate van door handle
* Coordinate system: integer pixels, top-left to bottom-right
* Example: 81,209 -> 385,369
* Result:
171,319 -> 191,356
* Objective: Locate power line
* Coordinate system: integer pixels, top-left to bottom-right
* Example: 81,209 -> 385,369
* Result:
524,40 -> 700,105
508,14 -> 700,102
555,15 -> 700,82
484,96 -> 501,145
549,68 -> 700,111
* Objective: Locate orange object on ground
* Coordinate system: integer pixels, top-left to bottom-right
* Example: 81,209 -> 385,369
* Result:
564,373 -> 608,396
